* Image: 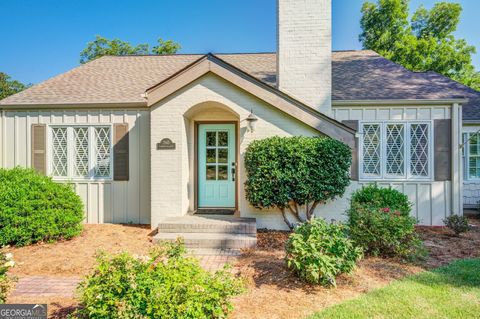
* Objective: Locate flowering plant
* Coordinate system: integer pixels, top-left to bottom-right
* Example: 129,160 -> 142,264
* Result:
0,250 -> 15,303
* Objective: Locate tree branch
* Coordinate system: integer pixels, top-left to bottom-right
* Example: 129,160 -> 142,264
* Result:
307,201 -> 320,220
287,205 -> 302,223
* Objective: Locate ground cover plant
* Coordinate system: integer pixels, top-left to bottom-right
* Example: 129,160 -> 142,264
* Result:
0,167 -> 84,246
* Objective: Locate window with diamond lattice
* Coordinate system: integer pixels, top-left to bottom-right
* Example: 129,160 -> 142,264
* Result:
51,127 -> 68,177
94,127 -> 111,177
360,122 -> 431,180
49,125 -> 112,179
73,127 -> 89,177
362,124 -> 381,177
386,124 -> 405,176
410,124 -> 429,177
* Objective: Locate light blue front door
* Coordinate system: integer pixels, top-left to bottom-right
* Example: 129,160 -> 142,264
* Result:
198,124 -> 236,208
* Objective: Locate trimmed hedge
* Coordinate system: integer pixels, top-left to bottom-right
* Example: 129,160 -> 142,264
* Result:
0,167 -> 84,246
244,136 -> 351,228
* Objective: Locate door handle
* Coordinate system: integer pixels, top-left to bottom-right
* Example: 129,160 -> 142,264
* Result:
231,162 -> 236,181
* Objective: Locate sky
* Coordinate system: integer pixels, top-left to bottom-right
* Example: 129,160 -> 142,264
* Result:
1,0 -> 479,84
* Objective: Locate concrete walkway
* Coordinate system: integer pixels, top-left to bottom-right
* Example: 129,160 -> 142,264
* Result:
10,250 -> 239,298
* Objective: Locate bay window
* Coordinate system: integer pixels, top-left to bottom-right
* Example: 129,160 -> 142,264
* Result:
49,125 -> 112,179
360,121 -> 432,180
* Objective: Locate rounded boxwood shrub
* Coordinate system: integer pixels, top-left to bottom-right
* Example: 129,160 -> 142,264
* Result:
72,241 -> 244,319
347,184 -> 423,259
244,136 -> 351,229
0,167 -> 84,246
285,218 -> 363,286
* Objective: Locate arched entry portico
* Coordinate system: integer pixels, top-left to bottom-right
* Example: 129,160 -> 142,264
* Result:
184,101 -> 240,214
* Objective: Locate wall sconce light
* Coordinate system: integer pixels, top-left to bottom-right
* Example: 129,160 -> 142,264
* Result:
246,110 -> 258,132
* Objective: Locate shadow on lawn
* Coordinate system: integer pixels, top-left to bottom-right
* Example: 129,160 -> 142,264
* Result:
410,258 -> 480,289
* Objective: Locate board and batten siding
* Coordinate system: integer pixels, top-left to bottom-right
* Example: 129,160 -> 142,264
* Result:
0,109 -> 150,224
332,105 -> 455,225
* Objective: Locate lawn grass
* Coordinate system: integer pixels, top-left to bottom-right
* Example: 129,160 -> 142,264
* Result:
309,258 -> 480,319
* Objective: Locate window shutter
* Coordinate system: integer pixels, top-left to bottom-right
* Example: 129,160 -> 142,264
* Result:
434,119 -> 451,181
113,123 -> 129,181
342,120 -> 359,181
31,124 -> 47,174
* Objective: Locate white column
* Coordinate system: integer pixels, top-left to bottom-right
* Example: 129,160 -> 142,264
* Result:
451,103 -> 462,216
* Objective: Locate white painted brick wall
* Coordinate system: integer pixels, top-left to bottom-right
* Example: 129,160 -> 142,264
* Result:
150,73 -> 330,230
277,0 -> 332,115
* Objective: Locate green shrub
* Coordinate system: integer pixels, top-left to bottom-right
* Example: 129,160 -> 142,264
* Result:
443,215 -> 470,236
285,218 -> 363,286
347,184 -> 424,259
72,241 -> 244,319
348,183 -> 412,216
0,251 -> 15,303
0,167 -> 84,246
244,136 -> 351,229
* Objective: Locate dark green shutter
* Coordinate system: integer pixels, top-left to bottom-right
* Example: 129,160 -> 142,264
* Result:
31,124 -> 46,174
114,123 -> 129,181
342,120 -> 359,181
434,119 -> 451,181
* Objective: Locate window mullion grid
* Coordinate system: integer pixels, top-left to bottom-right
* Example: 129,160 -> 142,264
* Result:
89,126 -> 94,180
403,123 -> 407,179
406,123 -> 411,179
381,122 -> 386,179
109,125 -> 113,179
67,127 -> 73,178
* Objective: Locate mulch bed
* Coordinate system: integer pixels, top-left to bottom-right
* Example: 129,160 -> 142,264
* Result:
5,215 -> 480,319
231,215 -> 480,319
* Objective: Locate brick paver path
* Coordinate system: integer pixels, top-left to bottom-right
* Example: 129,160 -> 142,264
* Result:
10,276 -> 80,298
10,250 -> 239,298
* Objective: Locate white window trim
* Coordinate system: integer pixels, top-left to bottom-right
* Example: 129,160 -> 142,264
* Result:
359,120 -> 434,181
47,124 -> 113,181
463,132 -> 480,181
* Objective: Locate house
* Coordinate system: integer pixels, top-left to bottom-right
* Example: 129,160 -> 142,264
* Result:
1,0 -> 479,234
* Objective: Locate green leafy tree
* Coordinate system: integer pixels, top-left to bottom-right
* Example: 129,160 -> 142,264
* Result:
0,72 -> 29,100
360,0 -> 480,90
80,35 -> 181,64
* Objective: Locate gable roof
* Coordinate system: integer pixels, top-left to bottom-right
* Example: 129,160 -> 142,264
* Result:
1,50 -> 479,120
142,53 -> 356,146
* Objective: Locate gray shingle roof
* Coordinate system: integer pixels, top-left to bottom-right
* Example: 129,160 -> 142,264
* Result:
1,50 -> 479,120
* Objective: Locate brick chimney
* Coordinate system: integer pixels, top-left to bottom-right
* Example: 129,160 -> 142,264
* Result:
277,0 -> 332,115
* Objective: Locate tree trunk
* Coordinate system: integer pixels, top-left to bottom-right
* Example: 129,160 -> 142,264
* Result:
287,205 -> 302,223
306,201 -> 319,220
281,208 -> 295,230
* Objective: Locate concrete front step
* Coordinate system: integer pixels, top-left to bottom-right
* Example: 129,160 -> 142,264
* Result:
153,232 -> 257,249
158,215 -> 257,235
